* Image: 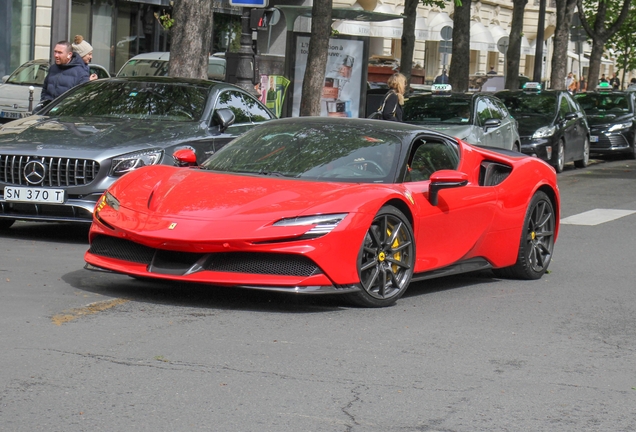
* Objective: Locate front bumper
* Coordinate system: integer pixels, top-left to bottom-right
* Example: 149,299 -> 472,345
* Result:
589,129 -> 634,154
0,193 -> 100,223
519,136 -> 558,164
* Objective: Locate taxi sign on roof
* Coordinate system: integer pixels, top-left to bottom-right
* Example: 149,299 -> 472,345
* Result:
431,84 -> 452,95
523,82 -> 541,91
596,82 -> 612,92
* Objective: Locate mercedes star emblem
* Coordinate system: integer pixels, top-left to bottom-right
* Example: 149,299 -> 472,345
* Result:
24,160 -> 46,185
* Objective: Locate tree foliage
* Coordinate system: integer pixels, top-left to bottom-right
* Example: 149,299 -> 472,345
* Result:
607,2 -> 636,87
578,0 -> 632,86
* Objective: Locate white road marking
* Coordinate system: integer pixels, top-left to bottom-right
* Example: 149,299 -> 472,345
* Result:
561,209 -> 636,226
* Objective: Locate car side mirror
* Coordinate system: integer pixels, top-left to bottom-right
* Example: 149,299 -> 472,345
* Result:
564,112 -> 578,121
173,148 -> 198,167
483,118 -> 501,131
212,108 -> 235,132
428,170 -> 469,206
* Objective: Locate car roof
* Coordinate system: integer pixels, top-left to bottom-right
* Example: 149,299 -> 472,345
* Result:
125,52 -> 226,64
495,89 -> 561,97
97,76 -> 231,89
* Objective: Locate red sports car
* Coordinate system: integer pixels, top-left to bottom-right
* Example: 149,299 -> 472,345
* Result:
84,117 -> 560,307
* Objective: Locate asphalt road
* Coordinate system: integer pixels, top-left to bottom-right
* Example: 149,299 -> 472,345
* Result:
1,157 -> 636,431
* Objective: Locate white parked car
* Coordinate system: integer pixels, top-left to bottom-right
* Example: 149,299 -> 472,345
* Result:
117,52 -> 226,81
0,59 -> 110,123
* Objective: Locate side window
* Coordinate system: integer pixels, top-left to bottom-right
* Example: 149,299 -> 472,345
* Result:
89,66 -> 109,79
558,95 -> 570,119
487,98 -> 504,120
476,98 -> 492,125
214,91 -> 251,124
492,98 -> 509,119
242,94 -> 275,123
406,140 -> 459,182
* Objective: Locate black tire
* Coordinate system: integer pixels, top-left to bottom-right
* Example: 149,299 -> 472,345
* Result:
553,140 -> 565,173
574,137 -> 589,168
345,206 -> 415,308
0,219 -> 15,230
493,191 -> 555,280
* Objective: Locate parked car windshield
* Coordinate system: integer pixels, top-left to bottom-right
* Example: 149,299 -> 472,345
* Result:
202,121 -> 402,182
573,93 -> 632,115
403,95 -> 472,125
496,93 -> 557,117
43,80 -> 209,122
6,62 -> 48,86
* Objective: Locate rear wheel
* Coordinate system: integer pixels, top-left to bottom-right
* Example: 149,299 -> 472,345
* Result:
553,140 -> 565,173
493,191 -> 555,280
574,137 -> 589,168
346,206 -> 415,308
0,219 -> 15,230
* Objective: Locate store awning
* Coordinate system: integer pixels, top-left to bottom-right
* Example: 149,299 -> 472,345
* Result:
332,1 -> 372,37
568,51 -> 589,67
427,11 -> 453,41
415,16 -> 428,41
371,4 -> 403,38
276,5 -> 403,32
489,25 -> 508,45
470,21 -> 496,52
522,36 -> 534,56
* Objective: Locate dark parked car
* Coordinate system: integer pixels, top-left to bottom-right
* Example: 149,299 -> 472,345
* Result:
403,90 -> 520,151
0,76 -> 275,229
495,85 -> 590,172
0,59 -> 110,123
573,89 -> 636,159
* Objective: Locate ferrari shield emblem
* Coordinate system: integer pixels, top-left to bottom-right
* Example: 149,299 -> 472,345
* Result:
168,223 -> 177,230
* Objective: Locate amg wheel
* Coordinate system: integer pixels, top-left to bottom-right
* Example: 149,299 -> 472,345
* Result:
574,137 -> 589,168
0,219 -> 15,230
494,191 -> 555,280
553,140 -> 565,173
346,206 -> 415,307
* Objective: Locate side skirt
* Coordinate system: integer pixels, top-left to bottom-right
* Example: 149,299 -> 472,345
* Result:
411,257 -> 492,282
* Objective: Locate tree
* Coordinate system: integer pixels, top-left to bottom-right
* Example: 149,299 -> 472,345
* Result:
607,3 -> 636,88
577,0 -> 632,87
505,0 -> 528,90
299,0 -> 333,116
400,0 -> 447,86
167,0 -> 214,79
550,0 -> 577,90
449,0 -> 471,92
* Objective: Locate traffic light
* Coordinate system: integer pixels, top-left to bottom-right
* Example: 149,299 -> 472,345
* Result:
250,9 -> 275,30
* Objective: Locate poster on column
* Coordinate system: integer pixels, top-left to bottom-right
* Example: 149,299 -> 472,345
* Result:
292,35 -> 366,118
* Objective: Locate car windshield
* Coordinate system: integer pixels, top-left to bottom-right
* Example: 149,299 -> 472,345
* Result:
201,121 -> 402,183
6,62 -> 48,86
403,96 -> 472,125
43,80 -> 209,121
117,59 -> 169,77
497,93 -> 557,117
573,93 -> 631,115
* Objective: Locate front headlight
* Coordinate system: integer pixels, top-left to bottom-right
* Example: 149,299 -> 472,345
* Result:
274,213 -> 348,238
608,122 -> 632,132
110,149 -> 164,176
532,126 -> 556,139
96,191 -> 120,214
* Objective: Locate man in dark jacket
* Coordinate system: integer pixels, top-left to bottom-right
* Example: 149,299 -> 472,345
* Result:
40,41 -> 90,102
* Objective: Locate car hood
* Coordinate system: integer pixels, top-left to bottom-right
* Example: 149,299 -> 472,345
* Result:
104,165 -> 393,241
584,112 -> 633,127
513,114 -> 553,136
0,83 -> 42,111
0,116 -> 205,153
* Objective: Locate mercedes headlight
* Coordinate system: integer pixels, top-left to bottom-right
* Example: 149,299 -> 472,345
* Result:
110,149 -> 164,176
608,122 -> 632,132
532,126 -> 556,139
273,213 -> 348,238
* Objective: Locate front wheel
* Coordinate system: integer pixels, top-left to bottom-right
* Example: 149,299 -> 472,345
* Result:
574,137 -> 589,168
345,206 -> 415,307
493,191 -> 556,280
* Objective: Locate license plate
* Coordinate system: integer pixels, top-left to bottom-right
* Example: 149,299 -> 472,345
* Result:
590,135 -> 599,142
4,186 -> 65,204
0,111 -> 22,119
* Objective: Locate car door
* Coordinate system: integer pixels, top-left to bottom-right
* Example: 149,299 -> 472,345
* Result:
403,137 -> 498,270
477,96 -> 505,148
558,93 -> 581,161
491,97 -> 517,150
563,92 -> 588,156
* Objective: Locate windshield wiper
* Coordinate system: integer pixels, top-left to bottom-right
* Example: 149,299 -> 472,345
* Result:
258,168 -> 287,177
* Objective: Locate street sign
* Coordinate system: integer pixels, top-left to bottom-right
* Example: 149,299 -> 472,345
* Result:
497,36 -> 509,55
230,0 -> 268,7
440,25 -> 453,41
439,40 -> 452,54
